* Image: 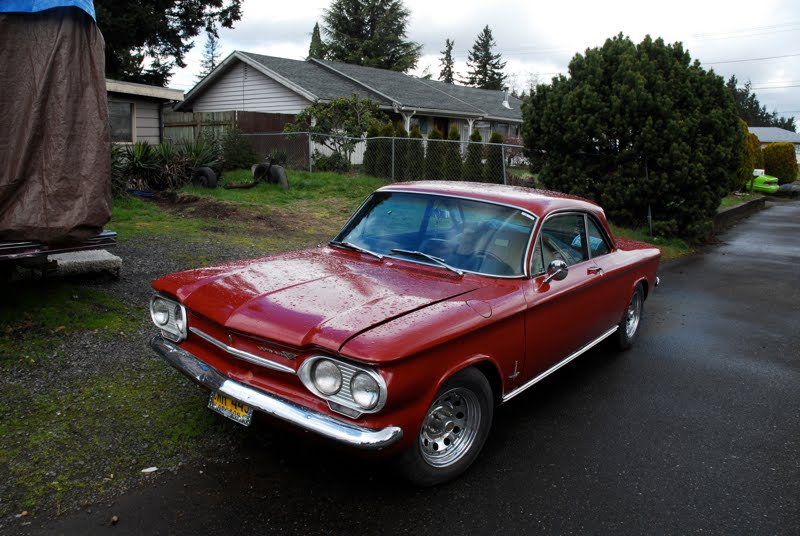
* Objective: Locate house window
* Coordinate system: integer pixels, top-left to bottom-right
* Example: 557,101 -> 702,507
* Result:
108,101 -> 134,142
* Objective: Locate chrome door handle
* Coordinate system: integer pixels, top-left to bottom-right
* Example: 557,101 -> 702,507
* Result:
587,266 -> 603,275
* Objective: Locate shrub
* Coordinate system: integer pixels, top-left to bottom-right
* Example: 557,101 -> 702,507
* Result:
763,142 -> 798,184
394,123 -> 409,181
313,150 -> 350,173
485,132 -> 504,183
222,128 -> 257,170
424,128 -> 445,180
522,34 -> 743,241
443,125 -> 462,180
377,121 -> 395,179
362,121 -> 381,177
110,144 -> 128,196
407,125 -> 425,180
463,129 -> 484,182
268,148 -> 288,167
738,131 -> 762,190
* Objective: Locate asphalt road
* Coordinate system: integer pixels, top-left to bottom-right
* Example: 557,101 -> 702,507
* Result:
28,202 -> 800,535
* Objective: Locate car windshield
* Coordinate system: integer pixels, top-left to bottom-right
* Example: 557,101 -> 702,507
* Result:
332,192 -> 536,277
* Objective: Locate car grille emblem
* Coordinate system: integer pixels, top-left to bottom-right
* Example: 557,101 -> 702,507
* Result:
258,346 -> 298,361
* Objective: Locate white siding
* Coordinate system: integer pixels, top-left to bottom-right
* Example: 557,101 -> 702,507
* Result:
135,99 -> 161,144
193,62 -> 311,114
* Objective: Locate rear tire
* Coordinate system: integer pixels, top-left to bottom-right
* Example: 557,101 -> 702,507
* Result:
397,367 -> 493,486
617,283 -> 644,350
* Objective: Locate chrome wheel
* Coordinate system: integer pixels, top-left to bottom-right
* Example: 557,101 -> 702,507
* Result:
625,290 -> 643,339
419,387 -> 481,467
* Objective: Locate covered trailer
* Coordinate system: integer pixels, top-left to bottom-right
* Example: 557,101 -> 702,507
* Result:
0,0 -> 115,264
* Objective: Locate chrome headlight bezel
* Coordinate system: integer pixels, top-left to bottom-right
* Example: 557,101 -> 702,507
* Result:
298,356 -> 387,417
149,295 -> 188,343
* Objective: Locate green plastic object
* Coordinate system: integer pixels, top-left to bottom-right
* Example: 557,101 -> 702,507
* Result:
745,174 -> 780,194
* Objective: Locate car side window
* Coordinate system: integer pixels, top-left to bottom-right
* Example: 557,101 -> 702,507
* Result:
537,214 -> 589,269
586,218 -> 611,257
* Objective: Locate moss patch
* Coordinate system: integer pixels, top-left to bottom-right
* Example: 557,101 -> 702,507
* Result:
0,283 -> 141,367
0,360 -> 237,517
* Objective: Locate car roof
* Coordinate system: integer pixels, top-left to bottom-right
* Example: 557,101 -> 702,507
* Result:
378,181 -> 604,219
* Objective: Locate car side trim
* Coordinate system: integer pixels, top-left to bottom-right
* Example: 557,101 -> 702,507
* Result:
189,327 -> 296,375
151,336 -> 404,450
501,326 -> 618,403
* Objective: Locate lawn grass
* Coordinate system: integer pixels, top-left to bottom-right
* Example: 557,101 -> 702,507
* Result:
609,224 -> 693,261
110,170 -> 386,254
718,193 -> 763,211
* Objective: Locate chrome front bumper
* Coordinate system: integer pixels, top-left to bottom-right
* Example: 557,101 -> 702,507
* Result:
150,336 -> 403,451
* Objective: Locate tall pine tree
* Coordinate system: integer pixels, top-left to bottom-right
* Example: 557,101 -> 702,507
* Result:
439,39 -> 455,84
197,33 -> 222,81
464,26 -> 506,90
322,0 -> 422,72
308,22 -> 326,60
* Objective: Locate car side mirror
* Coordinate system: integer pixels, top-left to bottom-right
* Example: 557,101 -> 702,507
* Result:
542,259 -> 568,284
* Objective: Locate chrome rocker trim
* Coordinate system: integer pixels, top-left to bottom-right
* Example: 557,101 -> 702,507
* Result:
150,335 -> 403,450
502,326 -> 619,403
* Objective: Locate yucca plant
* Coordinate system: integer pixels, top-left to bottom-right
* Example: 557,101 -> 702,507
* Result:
124,141 -> 160,190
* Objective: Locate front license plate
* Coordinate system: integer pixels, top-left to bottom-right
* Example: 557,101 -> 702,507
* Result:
208,392 -> 253,426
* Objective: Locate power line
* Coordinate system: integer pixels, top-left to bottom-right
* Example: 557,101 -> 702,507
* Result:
751,84 -> 800,90
704,52 -> 800,65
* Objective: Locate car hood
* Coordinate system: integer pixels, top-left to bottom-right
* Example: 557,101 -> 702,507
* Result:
152,247 -> 480,351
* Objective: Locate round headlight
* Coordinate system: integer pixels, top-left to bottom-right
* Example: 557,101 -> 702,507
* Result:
174,304 -> 185,332
351,372 -> 380,410
312,360 -> 342,395
151,298 -> 170,326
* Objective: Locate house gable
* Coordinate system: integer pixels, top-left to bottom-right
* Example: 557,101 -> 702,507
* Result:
192,61 -> 312,114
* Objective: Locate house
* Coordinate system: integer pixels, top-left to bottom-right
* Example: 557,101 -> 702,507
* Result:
176,52 -> 523,142
748,127 -> 800,163
106,80 -> 184,144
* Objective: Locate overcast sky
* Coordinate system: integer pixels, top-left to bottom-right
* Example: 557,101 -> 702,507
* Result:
170,0 -> 800,121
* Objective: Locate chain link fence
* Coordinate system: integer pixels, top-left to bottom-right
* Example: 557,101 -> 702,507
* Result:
242,132 -> 528,185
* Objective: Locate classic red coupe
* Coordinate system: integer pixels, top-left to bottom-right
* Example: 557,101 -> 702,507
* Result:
150,182 -> 660,485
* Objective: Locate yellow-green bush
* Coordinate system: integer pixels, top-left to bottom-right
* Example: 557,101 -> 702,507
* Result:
763,142 -> 798,184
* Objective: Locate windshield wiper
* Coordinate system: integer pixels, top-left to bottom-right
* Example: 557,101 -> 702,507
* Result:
329,240 -> 384,260
390,248 -> 464,276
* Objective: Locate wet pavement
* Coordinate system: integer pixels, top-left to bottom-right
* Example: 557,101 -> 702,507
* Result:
23,202 -> 800,535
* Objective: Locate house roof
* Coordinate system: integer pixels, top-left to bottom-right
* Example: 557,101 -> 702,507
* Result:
180,52 -> 522,123
748,127 -> 800,144
106,79 -> 184,102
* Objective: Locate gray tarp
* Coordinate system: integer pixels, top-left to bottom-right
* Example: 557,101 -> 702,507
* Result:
0,7 -> 111,244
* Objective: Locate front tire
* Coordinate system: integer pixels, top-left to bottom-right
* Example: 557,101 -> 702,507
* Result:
617,283 -> 644,350
397,367 -> 493,486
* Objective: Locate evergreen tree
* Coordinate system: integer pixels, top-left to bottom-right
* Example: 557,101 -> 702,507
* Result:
95,0 -> 242,86
362,121 -> 381,177
197,33 -> 222,81
308,22 -> 327,60
463,129 -> 484,182
408,125 -> 425,180
485,132 -> 505,183
424,128 -> 445,180
726,75 -> 796,132
464,26 -> 506,90
322,0 -> 422,72
394,123 -> 409,181
443,125 -> 462,180
439,39 -> 456,84
522,34 -> 743,240
377,121 -> 395,179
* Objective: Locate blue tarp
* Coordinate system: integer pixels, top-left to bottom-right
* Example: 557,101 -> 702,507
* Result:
0,0 -> 95,20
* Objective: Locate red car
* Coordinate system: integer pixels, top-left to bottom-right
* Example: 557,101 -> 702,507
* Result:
150,182 -> 660,485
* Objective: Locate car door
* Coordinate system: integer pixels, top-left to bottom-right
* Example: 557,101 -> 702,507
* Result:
521,212 -> 611,378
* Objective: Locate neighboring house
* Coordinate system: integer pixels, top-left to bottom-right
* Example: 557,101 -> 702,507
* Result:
106,79 -> 184,144
176,51 -> 523,142
748,126 -> 800,163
